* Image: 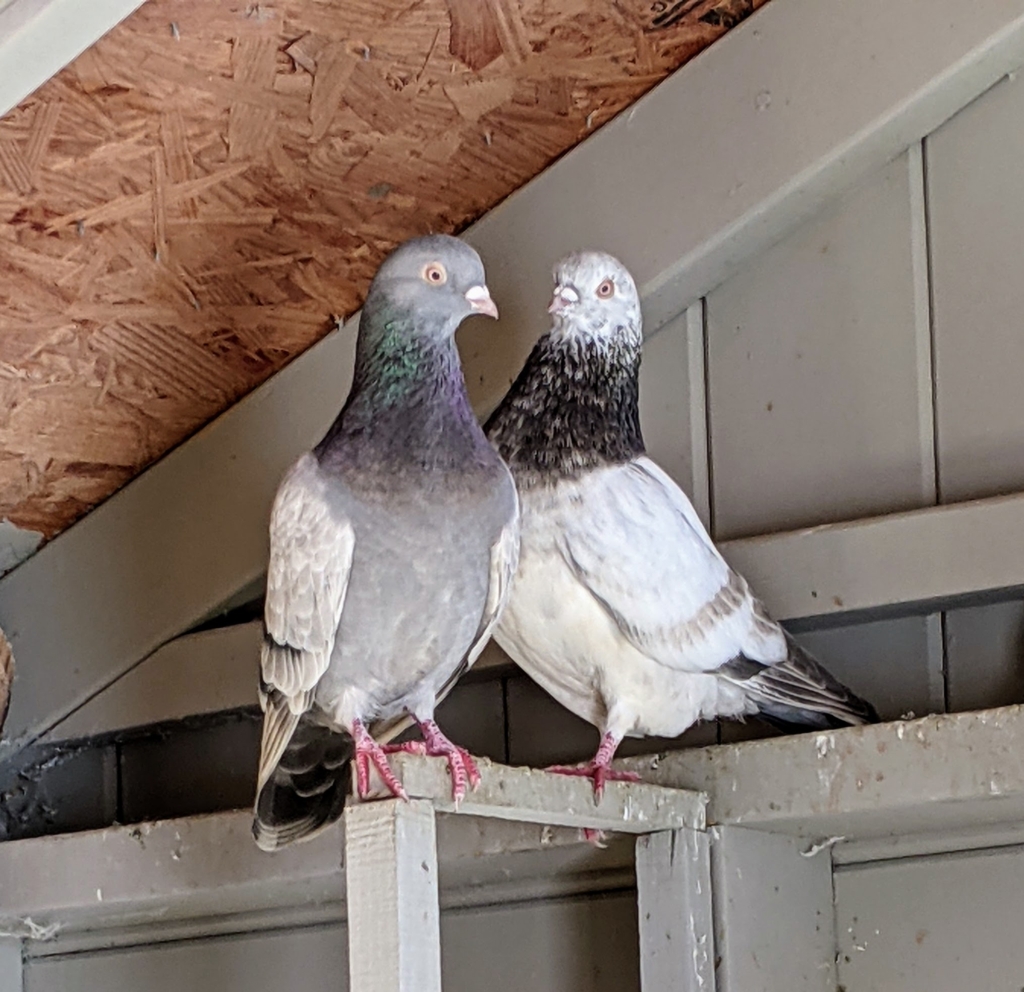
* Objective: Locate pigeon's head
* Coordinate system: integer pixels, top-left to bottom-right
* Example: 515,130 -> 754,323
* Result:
548,251 -> 642,347
367,234 -> 498,340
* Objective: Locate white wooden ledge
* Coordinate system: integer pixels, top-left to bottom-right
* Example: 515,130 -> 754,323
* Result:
0,758 -> 708,992
347,756 -> 707,992
620,703 -> 1024,858
9,718 -> 1024,990
370,753 -> 705,834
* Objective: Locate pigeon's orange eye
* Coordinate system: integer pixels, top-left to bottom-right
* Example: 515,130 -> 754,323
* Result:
422,262 -> 447,285
596,279 -> 615,298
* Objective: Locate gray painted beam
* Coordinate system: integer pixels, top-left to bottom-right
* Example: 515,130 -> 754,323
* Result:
37,487 -> 1024,745
622,705 -> 1024,844
344,800 -> 441,992
0,754 -> 672,949
721,489 -> 1024,623
0,0 -> 147,119
0,807 -> 634,951
40,622 -> 510,745
636,829 -> 714,992
467,0 -> 1024,339
710,827 -> 835,992
381,753 -> 705,834
0,939 -> 22,992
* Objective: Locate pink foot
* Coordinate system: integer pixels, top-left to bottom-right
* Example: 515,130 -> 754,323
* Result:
545,733 -> 638,801
381,740 -> 428,756
352,719 -> 408,800
417,719 -> 481,804
582,827 -> 608,848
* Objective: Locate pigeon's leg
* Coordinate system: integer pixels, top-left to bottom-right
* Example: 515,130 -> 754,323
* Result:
546,732 -> 641,801
413,718 -> 481,804
351,719 -> 409,801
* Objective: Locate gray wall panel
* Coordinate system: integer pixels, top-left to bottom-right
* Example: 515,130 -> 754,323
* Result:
25,893 -> 640,992
928,75 -> 1024,502
945,598 -> 1024,713
707,151 -> 934,540
835,846 -> 1024,991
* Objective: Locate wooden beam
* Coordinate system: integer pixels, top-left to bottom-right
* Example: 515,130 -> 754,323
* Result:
0,628 -> 12,737
710,827 -> 836,992
721,490 -> 1024,624
0,813 -> 631,953
372,753 -> 706,834
0,0 -> 147,117
4,0 -> 1024,761
467,0 -> 1024,341
621,704 -> 1024,847
344,800 -> 442,992
39,621 -> 263,742
0,939 -> 22,992
38,623 -> 514,744
36,490 -> 1024,746
0,756 -> 701,952
636,828 -> 715,992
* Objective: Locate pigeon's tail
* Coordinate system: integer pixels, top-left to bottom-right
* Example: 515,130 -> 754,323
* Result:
723,633 -> 879,730
253,717 -> 353,852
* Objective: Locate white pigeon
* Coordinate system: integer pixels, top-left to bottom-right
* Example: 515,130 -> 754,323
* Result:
485,250 -> 877,796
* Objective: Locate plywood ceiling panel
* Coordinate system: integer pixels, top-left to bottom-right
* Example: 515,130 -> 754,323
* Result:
0,0 -> 765,554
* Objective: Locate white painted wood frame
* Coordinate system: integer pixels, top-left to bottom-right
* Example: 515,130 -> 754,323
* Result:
344,800 -> 443,992
0,0 -> 149,118
0,757 -> 710,992
635,828 -> 715,992
4,0 -> 1024,760
4,713 -> 1024,990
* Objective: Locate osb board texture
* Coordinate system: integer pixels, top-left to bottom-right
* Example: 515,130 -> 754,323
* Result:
0,0 -> 765,544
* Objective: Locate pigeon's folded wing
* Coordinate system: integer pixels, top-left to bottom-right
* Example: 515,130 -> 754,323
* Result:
559,457 -> 786,673
465,508 -> 521,670
258,453 -> 355,790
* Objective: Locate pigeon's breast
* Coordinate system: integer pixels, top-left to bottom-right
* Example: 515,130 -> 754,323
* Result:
494,469 -> 757,738
316,465 -> 516,721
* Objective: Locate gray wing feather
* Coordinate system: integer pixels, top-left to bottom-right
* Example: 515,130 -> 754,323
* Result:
257,454 -> 355,790
262,454 -> 355,699
559,458 -> 786,673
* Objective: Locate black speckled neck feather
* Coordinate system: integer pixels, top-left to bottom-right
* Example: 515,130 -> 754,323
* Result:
485,332 -> 644,484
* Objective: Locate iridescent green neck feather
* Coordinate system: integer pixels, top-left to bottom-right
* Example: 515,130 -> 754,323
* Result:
315,304 -> 489,475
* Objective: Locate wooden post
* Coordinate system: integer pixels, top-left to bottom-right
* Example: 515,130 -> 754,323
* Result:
636,828 -> 715,992
711,826 -> 836,992
0,939 -> 23,992
344,799 -> 442,992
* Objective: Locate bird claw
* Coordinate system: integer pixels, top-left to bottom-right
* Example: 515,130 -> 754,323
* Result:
381,740 -> 428,756
582,827 -> 608,848
417,720 -> 481,805
545,762 -> 640,802
352,720 -> 408,801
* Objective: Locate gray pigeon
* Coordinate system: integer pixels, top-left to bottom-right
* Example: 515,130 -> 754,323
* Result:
253,235 -> 519,851
485,250 -> 877,797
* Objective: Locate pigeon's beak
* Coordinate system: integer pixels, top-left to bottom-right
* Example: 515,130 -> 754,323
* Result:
548,284 -> 580,316
465,284 -> 498,319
